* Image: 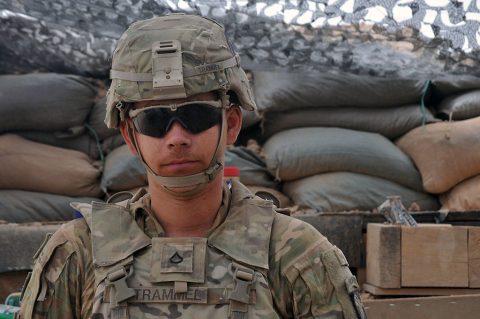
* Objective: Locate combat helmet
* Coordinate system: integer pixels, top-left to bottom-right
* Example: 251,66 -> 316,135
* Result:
106,13 -> 256,128
106,14 -> 256,193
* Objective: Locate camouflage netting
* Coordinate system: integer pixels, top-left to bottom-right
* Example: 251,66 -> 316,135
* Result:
1,0 -> 480,79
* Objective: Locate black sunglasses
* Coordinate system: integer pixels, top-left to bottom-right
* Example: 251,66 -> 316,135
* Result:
128,101 -> 224,138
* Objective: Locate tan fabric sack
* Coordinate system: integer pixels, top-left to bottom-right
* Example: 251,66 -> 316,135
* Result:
397,117 -> 480,193
440,175 -> 480,211
0,134 -> 102,197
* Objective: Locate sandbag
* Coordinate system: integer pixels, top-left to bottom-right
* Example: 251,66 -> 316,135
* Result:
101,145 -> 147,193
101,134 -> 125,156
0,190 -> 99,223
17,130 -> 100,160
431,77 -> 480,99
284,172 -> 439,213
397,117 -> 480,194
264,127 -> 423,191
253,71 -> 426,112
241,108 -> 262,130
225,147 -> 278,189
440,175 -> 480,211
261,104 -> 436,140
436,90 -> 480,120
87,95 -> 119,140
0,134 -> 102,197
0,73 -> 97,132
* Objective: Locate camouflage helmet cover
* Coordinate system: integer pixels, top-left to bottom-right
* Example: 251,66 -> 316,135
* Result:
106,14 -> 256,128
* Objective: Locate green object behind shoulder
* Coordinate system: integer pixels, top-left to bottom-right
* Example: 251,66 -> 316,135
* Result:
0,292 -> 21,318
0,304 -> 19,318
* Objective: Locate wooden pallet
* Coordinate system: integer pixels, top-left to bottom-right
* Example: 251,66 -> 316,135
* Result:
364,283 -> 480,296
363,293 -> 480,319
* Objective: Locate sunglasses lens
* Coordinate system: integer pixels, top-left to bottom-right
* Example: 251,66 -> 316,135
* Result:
179,104 -> 222,134
132,108 -> 169,138
132,103 -> 222,137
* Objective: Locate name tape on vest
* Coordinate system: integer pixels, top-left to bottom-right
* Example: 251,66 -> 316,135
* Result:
130,287 -> 208,304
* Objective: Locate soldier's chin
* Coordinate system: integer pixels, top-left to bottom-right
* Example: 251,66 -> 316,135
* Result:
168,185 -> 198,193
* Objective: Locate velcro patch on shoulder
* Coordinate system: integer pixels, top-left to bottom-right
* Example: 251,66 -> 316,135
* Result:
33,233 -> 53,260
35,233 -> 68,267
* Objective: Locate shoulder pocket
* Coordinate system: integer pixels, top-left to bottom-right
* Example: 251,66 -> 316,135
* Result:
19,233 -> 68,318
322,247 -> 364,319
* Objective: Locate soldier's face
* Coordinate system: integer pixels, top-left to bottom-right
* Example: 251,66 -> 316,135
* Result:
121,92 -> 242,178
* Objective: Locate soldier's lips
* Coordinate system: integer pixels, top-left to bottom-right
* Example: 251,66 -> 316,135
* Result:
162,160 -> 200,172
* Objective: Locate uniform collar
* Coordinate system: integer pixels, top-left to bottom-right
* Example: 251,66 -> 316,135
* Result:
208,180 -> 274,270
136,181 -> 274,270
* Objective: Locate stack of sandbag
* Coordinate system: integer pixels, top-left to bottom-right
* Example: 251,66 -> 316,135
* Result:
254,71 -> 440,213
0,73 -> 114,222
0,135 -> 102,222
393,79 -> 480,212
397,116 -> 480,211
263,127 -> 439,213
255,71 -> 437,141
0,73 -> 118,159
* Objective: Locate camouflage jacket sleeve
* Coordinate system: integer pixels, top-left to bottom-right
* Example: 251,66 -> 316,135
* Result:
19,219 -> 94,319
268,213 -> 366,319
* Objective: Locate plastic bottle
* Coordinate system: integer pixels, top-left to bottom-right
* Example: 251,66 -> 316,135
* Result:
224,166 -> 240,188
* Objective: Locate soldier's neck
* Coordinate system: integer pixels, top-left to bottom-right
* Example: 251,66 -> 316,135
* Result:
148,176 -> 223,238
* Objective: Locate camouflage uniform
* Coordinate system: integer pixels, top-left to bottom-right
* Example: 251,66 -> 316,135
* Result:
19,14 -> 366,319
19,181 -> 365,318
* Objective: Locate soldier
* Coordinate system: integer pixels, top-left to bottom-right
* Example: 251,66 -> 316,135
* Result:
19,14 -> 366,319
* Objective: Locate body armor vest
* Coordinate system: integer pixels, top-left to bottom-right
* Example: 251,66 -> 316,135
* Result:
81,191 -> 281,319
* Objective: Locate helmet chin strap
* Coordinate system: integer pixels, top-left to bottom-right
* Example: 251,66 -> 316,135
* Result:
127,107 -> 227,198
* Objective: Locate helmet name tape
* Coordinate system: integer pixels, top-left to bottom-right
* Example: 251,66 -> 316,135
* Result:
152,40 -> 187,99
183,54 -> 239,78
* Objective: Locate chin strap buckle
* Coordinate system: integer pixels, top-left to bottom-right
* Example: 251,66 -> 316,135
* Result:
206,162 -> 223,181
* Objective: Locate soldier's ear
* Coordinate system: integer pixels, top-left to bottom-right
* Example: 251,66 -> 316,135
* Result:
225,105 -> 242,146
119,121 -> 138,155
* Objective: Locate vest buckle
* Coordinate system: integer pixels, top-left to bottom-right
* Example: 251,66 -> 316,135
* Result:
106,266 -> 136,307
229,265 -> 255,304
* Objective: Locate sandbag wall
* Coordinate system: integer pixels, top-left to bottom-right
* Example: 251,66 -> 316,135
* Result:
0,73 -> 126,222
244,71 -> 480,214
2,72 -> 479,221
